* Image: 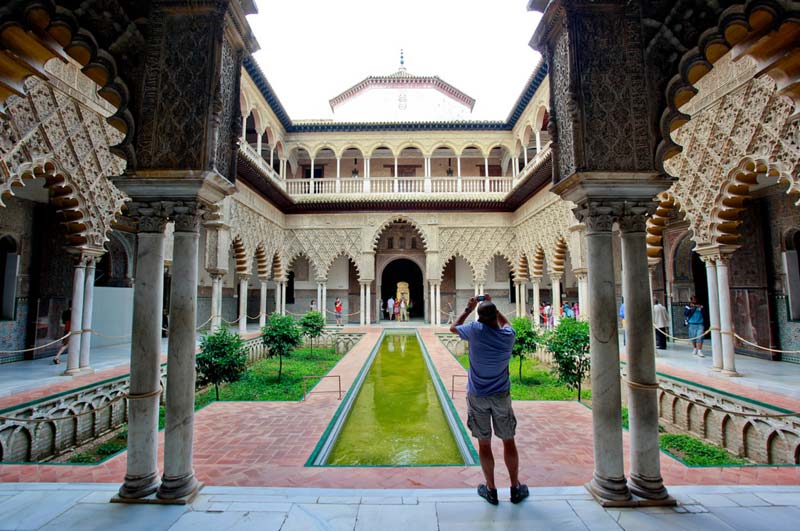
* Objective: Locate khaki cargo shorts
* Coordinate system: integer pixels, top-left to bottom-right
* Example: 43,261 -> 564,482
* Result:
466,391 -> 517,441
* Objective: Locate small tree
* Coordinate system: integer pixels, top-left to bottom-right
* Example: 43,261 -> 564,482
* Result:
299,310 -> 326,356
542,317 -> 590,401
196,327 -> 247,400
261,313 -> 302,382
511,316 -> 539,383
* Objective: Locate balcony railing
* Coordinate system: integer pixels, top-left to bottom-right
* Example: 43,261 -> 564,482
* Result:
240,142 -> 284,188
285,176 -> 512,196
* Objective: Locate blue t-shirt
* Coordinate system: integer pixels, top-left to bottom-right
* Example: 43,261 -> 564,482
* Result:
455,321 -> 516,397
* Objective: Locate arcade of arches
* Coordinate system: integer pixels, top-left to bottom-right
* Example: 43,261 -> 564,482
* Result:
0,0 -> 799,509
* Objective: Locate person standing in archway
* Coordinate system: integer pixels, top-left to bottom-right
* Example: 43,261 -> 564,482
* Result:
334,297 -> 343,327
387,296 -> 395,320
399,296 -> 408,321
449,294 -> 529,505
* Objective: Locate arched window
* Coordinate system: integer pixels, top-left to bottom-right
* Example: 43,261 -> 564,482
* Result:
0,236 -> 19,320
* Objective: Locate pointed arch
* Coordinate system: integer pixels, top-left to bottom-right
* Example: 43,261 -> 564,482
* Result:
254,244 -> 270,279
439,253 -> 477,281
324,250 -> 361,279
231,236 -> 250,274
371,215 -> 430,251
531,246 -> 546,279
285,251 -> 323,281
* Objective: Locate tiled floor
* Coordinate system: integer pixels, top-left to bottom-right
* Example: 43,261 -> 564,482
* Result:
2,328 -> 799,489
1,483 -> 799,530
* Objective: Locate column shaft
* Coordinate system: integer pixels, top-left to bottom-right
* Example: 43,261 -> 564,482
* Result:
238,277 -> 248,334
281,282 -> 286,315
716,259 -> 739,376
435,284 -> 441,326
705,259 -> 723,370
620,226 -> 668,500
158,223 -> 201,500
532,280 -> 540,327
210,275 -> 222,331
365,282 -> 371,325
359,284 -> 365,326
119,229 -> 165,499
520,281 -> 526,318
79,260 -> 96,371
430,283 -> 436,325
321,284 -> 327,322
259,280 -> 267,328
585,223 -> 630,502
274,280 -> 281,313
551,275 -> 562,326
65,262 -> 86,375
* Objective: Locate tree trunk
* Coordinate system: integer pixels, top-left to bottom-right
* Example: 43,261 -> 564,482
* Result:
215,383 -> 220,401
278,353 -> 283,382
518,356 -> 523,383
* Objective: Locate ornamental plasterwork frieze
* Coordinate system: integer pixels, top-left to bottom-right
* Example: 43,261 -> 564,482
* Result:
283,228 -> 362,281
664,71 -> 800,248
228,198 -> 284,273
514,191 -> 578,274
438,226 -> 517,283
0,74 -> 127,252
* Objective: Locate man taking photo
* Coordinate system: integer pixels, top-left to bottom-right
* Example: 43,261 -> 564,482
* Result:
450,294 -> 529,505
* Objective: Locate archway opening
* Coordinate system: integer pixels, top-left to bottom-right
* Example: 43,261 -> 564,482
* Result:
381,259 -> 424,320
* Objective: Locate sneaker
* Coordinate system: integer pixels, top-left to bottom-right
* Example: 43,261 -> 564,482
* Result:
477,484 -> 498,505
697,350 -> 705,358
691,348 -> 697,356
510,484 -> 529,504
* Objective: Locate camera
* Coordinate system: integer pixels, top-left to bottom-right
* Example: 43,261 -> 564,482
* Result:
476,295 -> 486,302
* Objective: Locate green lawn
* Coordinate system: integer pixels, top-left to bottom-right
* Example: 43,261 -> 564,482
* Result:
455,352 -> 591,401
68,345 -> 340,463
660,433 -> 747,466
195,345 -> 339,407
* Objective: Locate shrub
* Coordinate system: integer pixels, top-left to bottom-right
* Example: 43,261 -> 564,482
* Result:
197,327 -> 248,400
261,313 -> 302,382
542,317 -> 590,401
511,316 -> 539,383
96,440 -> 126,456
299,310 -> 326,356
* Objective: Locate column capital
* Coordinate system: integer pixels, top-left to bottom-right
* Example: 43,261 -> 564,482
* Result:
574,201 -> 619,234
172,201 -> 205,233
237,273 -> 251,281
128,201 -> 171,233
573,268 -> 588,281
207,270 -> 227,279
695,244 -> 739,263
617,202 -> 655,234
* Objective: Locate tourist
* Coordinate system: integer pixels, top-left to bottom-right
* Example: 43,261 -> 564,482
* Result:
53,303 -> 71,364
449,294 -> 528,505
387,296 -> 395,320
310,300 -> 316,312
653,298 -> 669,350
544,302 -> 552,329
619,298 -> 625,346
447,300 -> 455,324
563,302 -> 573,319
685,296 -> 705,357
399,296 -> 408,321
334,297 -> 343,326
572,302 -> 579,319
393,299 -> 400,320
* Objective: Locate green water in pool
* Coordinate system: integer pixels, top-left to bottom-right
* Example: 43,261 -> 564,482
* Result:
327,333 -> 463,465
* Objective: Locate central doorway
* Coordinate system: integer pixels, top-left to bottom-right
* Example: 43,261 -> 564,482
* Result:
381,258 -> 424,320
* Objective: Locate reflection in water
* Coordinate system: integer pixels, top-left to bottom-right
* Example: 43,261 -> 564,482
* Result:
327,333 -> 462,466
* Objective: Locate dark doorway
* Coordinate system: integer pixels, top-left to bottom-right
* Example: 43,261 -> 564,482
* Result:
381,259 -> 424,319
691,252 -> 709,307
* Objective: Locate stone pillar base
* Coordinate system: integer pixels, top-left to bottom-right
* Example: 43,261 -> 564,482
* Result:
157,473 -> 203,502
587,474 -> 630,506
586,482 -> 676,508
117,472 -> 160,500
113,481 -> 203,506
628,473 -> 670,501
64,367 -> 94,377
722,369 -> 742,377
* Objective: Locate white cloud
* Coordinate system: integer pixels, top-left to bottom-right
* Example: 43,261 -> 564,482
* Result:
247,0 -> 542,121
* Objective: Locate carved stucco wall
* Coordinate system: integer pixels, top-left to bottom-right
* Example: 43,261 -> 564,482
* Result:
0,65 -> 127,254
664,54 -> 800,248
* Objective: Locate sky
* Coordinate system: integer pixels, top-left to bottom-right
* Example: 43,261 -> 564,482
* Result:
247,0 -> 542,121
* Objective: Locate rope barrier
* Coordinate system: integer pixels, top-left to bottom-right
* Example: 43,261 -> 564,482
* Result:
0,333 -> 71,354
653,324 -> 710,342
325,309 -> 361,317
732,333 -> 800,355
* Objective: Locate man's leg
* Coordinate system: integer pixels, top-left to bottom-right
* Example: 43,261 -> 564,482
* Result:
478,439 -> 496,490
502,438 -> 519,487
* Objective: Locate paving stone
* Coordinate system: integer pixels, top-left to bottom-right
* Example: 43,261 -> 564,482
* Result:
722,493 -> 773,507
225,502 -> 291,512
752,492 -> 800,506
567,500 -> 623,530
436,499 -> 587,531
707,506 -> 800,531
281,503 -> 359,531
38,502 -> 187,531
79,491 -> 116,504
0,490 -> 90,530
317,496 -> 362,504
355,503 -> 439,531
360,496 -> 404,504
402,496 -> 419,505
617,511 -> 735,531
169,510 -> 286,531
689,494 -> 741,507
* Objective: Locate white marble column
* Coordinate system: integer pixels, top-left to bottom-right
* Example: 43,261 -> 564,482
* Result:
259,279 -> 267,328
238,275 -> 249,334
65,259 -> 86,375
619,211 -> 669,501
551,273 -> 562,326
274,279 -> 281,314
118,211 -> 167,500
435,283 -> 441,326
78,257 -> 97,372
321,283 -> 327,321
575,271 -> 589,320
520,281 -> 527,318
316,283 -> 322,311
580,205 -> 630,503
716,255 -> 739,376
158,205 -> 203,500
430,282 -> 436,325
531,279 -> 541,327
359,283 -> 366,326
703,257 -> 723,371
280,281 -> 287,315
365,282 -> 371,325
210,273 -> 223,331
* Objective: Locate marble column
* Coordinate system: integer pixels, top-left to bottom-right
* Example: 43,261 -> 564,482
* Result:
716,256 -> 739,376
238,275 -> 249,335
359,283 -> 366,326
321,283 -> 327,321
65,258 -> 86,375
532,279 -> 541,327
274,279 -> 281,314
430,282 -> 436,324
551,273 -> 562,326
280,281 -> 287,315
580,206 -> 630,503
259,279 -> 267,328
520,281 -> 527,318
435,283 -> 441,326
365,282 -> 371,325
702,257 -> 723,371
575,271 -> 588,320
118,211 -> 167,499
158,204 -> 203,500
210,273 -> 223,332
619,210 -> 669,501
79,257 -> 97,372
